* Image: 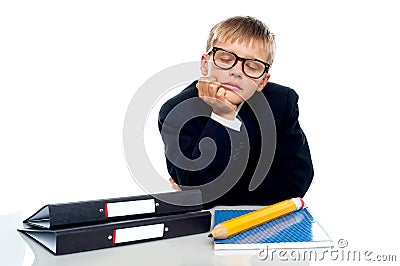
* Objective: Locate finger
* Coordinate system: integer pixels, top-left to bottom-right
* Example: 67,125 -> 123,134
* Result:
198,76 -> 216,92
216,87 -> 237,111
197,79 -> 208,97
207,82 -> 220,99
215,87 -> 226,101
199,76 -> 216,82
169,177 -> 182,192
198,78 -> 219,98
172,183 -> 182,192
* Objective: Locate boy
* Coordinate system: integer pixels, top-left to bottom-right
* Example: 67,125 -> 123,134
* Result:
158,16 -> 313,208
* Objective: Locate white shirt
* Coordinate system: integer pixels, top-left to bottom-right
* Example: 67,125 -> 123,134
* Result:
210,103 -> 244,131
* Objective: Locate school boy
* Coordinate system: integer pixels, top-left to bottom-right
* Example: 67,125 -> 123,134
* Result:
158,16 -> 313,208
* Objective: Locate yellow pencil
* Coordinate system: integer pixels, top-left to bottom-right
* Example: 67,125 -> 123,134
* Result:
209,197 -> 304,239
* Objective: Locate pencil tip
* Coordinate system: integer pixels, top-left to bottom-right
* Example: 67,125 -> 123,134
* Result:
208,233 -> 213,238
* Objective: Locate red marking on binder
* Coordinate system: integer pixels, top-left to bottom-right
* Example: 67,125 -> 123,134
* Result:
104,204 -> 109,218
112,230 -> 116,244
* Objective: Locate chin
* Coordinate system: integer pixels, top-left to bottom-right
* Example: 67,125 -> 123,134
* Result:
225,91 -> 245,106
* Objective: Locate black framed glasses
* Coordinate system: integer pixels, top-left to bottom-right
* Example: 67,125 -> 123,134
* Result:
207,47 -> 270,79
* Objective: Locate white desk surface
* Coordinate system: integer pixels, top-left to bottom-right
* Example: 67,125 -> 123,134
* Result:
3,207 -> 310,266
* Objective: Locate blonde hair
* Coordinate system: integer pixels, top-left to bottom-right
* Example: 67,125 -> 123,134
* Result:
206,16 -> 276,65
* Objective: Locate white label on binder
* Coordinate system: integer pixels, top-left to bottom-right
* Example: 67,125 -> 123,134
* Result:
106,199 -> 155,217
113,223 -> 164,244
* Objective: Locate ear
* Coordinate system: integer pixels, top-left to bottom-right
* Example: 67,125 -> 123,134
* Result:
200,54 -> 209,76
257,73 -> 270,92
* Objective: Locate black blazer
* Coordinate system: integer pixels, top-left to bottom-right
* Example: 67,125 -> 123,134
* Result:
158,81 -> 313,208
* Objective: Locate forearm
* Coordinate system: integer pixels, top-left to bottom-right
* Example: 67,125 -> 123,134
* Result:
164,118 -> 249,187
272,89 -> 314,197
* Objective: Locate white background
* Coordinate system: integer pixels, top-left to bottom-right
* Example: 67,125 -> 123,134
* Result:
1,0 -> 399,264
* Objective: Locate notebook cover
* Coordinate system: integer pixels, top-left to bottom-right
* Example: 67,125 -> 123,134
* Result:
213,208 -> 334,250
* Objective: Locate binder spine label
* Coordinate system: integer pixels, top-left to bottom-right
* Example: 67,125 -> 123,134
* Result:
105,199 -> 156,218
113,223 -> 165,244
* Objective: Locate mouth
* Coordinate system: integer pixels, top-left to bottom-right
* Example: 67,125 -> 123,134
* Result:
221,83 -> 242,91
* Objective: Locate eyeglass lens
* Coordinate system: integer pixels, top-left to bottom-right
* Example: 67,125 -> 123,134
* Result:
213,49 -> 266,78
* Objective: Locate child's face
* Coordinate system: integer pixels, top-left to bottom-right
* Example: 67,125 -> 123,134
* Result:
201,39 -> 270,106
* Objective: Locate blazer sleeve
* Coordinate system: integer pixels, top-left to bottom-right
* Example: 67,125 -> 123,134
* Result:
158,100 -> 249,187
271,88 -> 314,198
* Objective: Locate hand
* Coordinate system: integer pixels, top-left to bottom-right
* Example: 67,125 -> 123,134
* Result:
169,177 -> 182,192
196,77 -> 237,120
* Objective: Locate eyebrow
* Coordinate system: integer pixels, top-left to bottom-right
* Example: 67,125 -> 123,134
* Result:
216,46 -> 268,64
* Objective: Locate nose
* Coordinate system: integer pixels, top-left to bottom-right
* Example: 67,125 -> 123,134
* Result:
229,60 -> 244,79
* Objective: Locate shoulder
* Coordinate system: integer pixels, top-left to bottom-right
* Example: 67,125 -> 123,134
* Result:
263,82 -> 298,103
159,81 -> 212,126
261,82 -> 299,127
159,81 -> 199,117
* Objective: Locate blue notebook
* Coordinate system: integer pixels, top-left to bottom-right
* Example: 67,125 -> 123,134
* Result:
213,208 -> 334,250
